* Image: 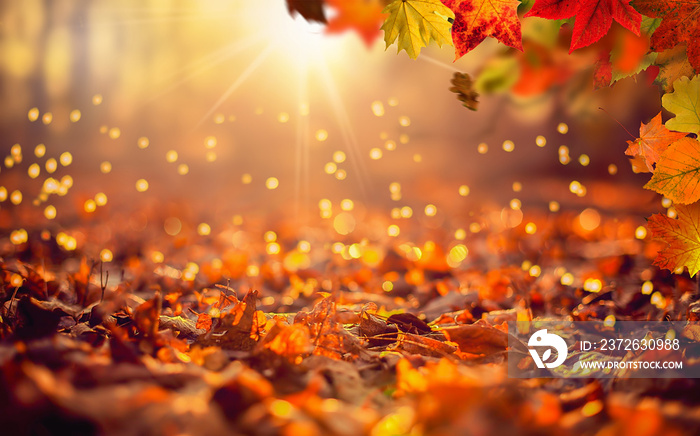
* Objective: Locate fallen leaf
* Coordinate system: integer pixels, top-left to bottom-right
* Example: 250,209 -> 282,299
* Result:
197,290 -> 260,351
260,321 -> 312,358
440,320 -> 509,355
524,0 -> 641,53
158,315 -> 206,340
647,202 -> 700,276
449,72 -> 479,110
632,0 -> 700,71
391,332 -> 457,357
381,0 -> 455,59
212,366 -> 274,422
196,312 -> 212,332
30,297 -> 81,318
133,292 -> 162,341
296,296 -> 363,358
625,112 -> 687,172
661,74 -> 700,134
12,297 -> 66,339
645,137 -> 700,203
442,0 -> 523,60
326,0 -> 385,46
286,0 -> 328,23
358,305 -> 390,337
682,323 -> 700,342
386,312 -> 432,334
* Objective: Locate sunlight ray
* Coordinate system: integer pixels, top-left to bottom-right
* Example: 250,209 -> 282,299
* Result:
96,0 -> 245,14
318,60 -> 372,199
420,54 -> 462,73
145,33 -> 265,104
295,57 -> 311,223
86,14 -> 236,27
195,43 -> 275,128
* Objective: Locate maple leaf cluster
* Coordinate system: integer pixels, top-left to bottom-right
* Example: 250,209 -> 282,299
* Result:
622,74 -> 700,276
285,0 -> 699,115
283,0 -> 677,64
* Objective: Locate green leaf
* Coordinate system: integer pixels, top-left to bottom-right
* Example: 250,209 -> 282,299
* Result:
641,15 -> 661,36
611,53 -> 658,83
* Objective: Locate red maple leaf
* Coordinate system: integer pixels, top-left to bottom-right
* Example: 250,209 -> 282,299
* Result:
524,0 -> 641,53
442,0 -> 523,60
632,0 -> 700,71
325,0 -> 385,46
593,56 -> 613,88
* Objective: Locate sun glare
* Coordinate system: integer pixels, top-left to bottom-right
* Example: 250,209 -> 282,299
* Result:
265,5 -> 347,68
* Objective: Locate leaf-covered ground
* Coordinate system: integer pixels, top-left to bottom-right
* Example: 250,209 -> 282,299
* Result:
3,198 -> 700,436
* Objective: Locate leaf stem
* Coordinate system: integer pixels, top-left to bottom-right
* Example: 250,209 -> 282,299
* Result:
598,107 -> 636,139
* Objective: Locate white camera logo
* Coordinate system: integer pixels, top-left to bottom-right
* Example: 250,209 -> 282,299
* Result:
528,329 -> 568,369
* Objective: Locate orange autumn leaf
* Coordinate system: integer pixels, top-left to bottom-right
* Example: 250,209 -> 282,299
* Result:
625,112 -> 687,172
325,0 -> 385,46
628,154 -> 650,173
442,0 -> 523,60
395,358 -> 428,393
440,320 -> 509,355
392,332 -> 457,358
647,202 -> 700,277
644,137 -> 700,204
196,313 -> 213,332
197,290 -> 260,350
261,322 -> 312,358
133,292 -> 162,340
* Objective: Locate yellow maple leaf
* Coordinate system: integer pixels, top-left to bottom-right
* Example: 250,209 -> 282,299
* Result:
645,137 -> 700,204
381,0 -> 454,59
662,74 -> 700,134
647,202 -> 700,277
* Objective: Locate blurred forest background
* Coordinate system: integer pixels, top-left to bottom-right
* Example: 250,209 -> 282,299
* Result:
0,0 -> 662,225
